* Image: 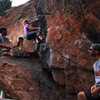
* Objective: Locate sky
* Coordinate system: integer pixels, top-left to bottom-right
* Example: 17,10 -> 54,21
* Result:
11,0 -> 30,7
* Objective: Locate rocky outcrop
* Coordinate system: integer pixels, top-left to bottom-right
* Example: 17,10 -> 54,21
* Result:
0,0 -> 99,100
0,0 -> 35,52
0,59 -> 40,100
33,0 -> 100,99
0,56 -> 65,100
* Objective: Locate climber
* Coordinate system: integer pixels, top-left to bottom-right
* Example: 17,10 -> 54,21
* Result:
23,19 -> 44,51
0,27 -> 11,56
78,43 -> 100,100
23,19 -> 43,42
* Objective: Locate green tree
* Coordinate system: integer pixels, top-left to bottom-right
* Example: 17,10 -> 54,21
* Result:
0,0 -> 12,16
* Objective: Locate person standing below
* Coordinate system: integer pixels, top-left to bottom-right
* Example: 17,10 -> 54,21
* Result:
16,36 -> 24,50
0,27 -> 11,55
78,43 -> 100,100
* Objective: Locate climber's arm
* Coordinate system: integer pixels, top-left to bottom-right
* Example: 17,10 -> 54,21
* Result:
30,18 -> 39,24
28,25 -> 41,30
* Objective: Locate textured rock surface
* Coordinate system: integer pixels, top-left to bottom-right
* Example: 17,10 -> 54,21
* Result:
0,0 -> 35,52
0,55 -> 65,100
34,0 -> 100,99
0,0 -> 99,100
0,56 -> 40,100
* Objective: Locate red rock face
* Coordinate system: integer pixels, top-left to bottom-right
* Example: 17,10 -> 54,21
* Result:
0,61 -> 40,100
0,0 -> 35,52
0,56 -> 66,100
0,0 -> 100,100
43,0 -> 100,99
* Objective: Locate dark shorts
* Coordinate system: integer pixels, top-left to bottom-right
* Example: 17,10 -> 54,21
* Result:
25,30 -> 40,40
84,90 -> 100,100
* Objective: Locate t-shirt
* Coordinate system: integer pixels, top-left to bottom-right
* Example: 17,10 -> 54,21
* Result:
24,24 -> 30,35
93,59 -> 100,87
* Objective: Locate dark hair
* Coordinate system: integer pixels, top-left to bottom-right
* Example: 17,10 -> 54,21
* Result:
25,20 -> 28,24
17,37 -> 24,47
0,27 -> 7,36
91,43 -> 100,53
19,37 -> 24,41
